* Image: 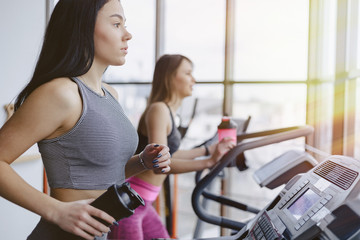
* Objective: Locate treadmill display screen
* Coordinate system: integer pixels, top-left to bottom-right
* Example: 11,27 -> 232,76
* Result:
287,189 -> 321,220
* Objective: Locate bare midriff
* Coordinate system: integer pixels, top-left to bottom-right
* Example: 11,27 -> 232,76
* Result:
50,188 -> 106,202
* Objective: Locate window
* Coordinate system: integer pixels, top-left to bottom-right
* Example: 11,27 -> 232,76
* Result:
178,84 -> 224,149
111,84 -> 151,128
354,78 -> 360,159
103,0 -> 156,82
234,0 -> 309,81
164,0 -> 226,81
232,84 -> 307,130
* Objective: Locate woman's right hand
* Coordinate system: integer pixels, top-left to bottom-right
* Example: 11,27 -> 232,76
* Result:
51,199 -> 115,240
208,137 -> 236,167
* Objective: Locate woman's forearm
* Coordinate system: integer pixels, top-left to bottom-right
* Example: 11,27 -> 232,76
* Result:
167,157 -> 212,174
0,161 -> 60,222
124,154 -> 146,178
125,144 -> 172,178
171,146 -> 207,159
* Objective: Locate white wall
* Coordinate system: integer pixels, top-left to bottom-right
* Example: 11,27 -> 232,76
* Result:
0,1 -> 46,239
0,160 -> 43,239
0,1 -> 45,122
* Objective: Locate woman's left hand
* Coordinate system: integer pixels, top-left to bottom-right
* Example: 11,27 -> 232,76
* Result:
140,143 -> 171,173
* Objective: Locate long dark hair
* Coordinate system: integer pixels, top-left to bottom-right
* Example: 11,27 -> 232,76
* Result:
14,0 -> 110,110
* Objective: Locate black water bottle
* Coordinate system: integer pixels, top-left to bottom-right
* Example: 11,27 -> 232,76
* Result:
90,182 -> 145,226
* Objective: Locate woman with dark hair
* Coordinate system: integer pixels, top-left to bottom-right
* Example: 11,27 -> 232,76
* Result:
0,0 -> 171,239
109,54 -> 235,240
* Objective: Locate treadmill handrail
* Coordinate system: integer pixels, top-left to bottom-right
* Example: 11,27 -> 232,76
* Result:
191,125 -> 314,230
237,126 -> 305,142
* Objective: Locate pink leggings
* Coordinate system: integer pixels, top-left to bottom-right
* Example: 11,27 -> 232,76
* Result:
107,200 -> 170,240
107,177 -> 170,240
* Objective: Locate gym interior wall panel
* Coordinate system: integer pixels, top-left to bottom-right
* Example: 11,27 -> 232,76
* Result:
0,1 -> 46,240
0,0 -> 45,123
0,159 -> 43,239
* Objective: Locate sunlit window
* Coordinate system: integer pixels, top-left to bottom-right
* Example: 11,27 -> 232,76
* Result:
111,84 -> 151,128
234,0 -> 309,81
164,0 -> 226,81
320,0 -> 337,79
178,84 -> 224,149
232,84 -> 307,130
104,0 -> 156,82
354,78 -> 360,159
357,1 -> 360,69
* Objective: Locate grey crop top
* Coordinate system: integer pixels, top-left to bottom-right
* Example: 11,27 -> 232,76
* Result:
38,77 -> 138,190
136,103 -> 181,155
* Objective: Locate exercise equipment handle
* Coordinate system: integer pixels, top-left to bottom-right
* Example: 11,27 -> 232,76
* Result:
192,125 -> 314,230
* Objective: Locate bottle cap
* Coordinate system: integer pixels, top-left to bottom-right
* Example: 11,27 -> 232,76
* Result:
222,116 -> 230,121
218,116 -> 237,129
119,182 -> 145,210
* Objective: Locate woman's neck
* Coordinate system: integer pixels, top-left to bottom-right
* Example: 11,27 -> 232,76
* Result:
78,61 -> 107,94
166,98 -> 182,113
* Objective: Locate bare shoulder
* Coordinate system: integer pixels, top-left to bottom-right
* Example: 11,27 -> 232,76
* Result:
146,102 -> 170,123
21,77 -> 82,126
32,77 -> 79,106
0,78 -> 82,161
145,102 -> 171,138
102,82 -> 118,100
147,102 -> 168,114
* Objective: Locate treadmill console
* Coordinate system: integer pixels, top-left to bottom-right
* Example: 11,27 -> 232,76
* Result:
243,155 -> 360,240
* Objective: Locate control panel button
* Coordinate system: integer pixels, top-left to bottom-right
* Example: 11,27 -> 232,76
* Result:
325,194 -> 333,201
320,199 -> 328,205
316,203 -> 323,210
299,219 -> 306,226
313,206 -> 320,213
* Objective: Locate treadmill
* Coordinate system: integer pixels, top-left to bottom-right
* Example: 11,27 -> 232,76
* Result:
192,126 -> 360,239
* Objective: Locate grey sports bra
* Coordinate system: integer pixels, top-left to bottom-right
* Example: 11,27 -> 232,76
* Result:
38,77 -> 138,190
